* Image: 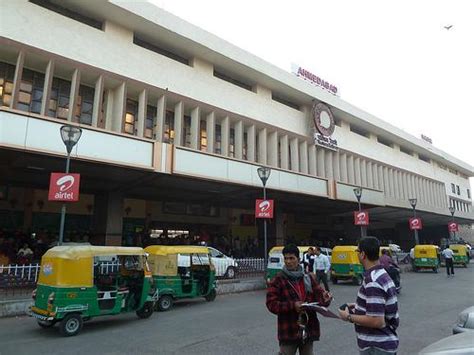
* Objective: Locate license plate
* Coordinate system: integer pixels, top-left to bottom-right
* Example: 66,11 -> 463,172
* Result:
31,313 -> 49,321
421,258 -> 427,261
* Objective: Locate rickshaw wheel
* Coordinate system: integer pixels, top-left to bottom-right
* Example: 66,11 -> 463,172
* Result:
59,314 -> 83,337
205,289 -> 217,302
37,319 -> 56,328
157,295 -> 173,312
136,302 -> 154,319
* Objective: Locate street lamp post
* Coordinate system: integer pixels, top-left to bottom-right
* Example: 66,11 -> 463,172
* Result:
353,187 -> 366,237
257,166 -> 271,265
58,125 -> 82,245
448,206 -> 455,242
409,198 -> 419,245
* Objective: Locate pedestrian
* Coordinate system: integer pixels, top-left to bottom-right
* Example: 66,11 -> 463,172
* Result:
409,247 -> 415,270
267,244 -> 332,355
313,247 -> 330,291
338,236 -> 399,355
442,244 -> 455,277
303,247 -> 315,273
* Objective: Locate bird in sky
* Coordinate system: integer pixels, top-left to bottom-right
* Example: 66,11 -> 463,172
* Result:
444,25 -> 453,30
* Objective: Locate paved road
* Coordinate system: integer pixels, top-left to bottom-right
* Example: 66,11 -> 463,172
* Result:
0,266 -> 473,355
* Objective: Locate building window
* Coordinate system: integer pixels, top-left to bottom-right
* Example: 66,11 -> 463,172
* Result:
133,35 -> 189,66
350,125 -> 370,138
0,62 -> 15,108
243,132 -> 248,160
456,185 -> 460,195
271,94 -> 300,111
229,128 -> 235,158
215,124 -> 221,155
419,155 -> 431,163
75,84 -> 94,125
468,189 -> 471,199
124,99 -> 138,135
255,134 -> 259,162
164,110 -> 175,144
400,146 -> 412,155
199,120 -> 207,151
182,115 -> 191,147
49,77 -> 71,119
213,70 -> 253,91
451,183 -> 456,194
16,68 -> 44,114
288,145 -> 292,170
145,105 -> 156,139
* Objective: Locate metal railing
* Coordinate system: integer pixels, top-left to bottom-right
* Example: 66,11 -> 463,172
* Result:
214,258 -> 266,279
0,263 -> 40,299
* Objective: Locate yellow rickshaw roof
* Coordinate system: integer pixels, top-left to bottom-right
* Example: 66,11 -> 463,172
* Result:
414,245 -> 439,250
450,244 -> 466,249
145,245 -> 210,256
44,246 -> 146,259
332,246 -> 358,252
269,246 -> 315,254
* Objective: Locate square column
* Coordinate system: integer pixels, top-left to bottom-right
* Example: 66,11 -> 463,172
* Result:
280,135 -> 289,170
268,130 -> 278,167
246,125 -> 256,162
136,89 -> 147,138
155,95 -> 166,142
41,60 -> 55,116
91,75 -> 104,127
221,116 -> 230,156
234,120 -> 243,159
68,68 -> 81,122
290,137 -> 299,172
308,145 -> 316,175
206,112 -> 215,153
174,101 -> 183,146
299,141 -> 308,174
190,106 -> 200,149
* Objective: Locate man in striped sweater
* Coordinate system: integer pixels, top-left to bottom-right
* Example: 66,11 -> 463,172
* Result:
339,236 -> 399,355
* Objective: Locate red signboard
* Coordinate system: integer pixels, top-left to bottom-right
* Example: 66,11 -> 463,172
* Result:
409,217 -> 423,230
255,199 -> 274,219
448,222 -> 459,232
48,173 -> 81,202
353,210 -> 369,226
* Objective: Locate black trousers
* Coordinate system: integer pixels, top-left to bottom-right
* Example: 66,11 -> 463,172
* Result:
315,270 -> 329,291
446,258 -> 454,275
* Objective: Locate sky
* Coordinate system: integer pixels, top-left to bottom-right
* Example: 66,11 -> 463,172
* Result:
148,0 -> 473,177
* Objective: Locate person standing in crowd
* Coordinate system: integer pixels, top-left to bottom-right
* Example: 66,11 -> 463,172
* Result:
313,247 -> 331,291
339,237 -> 399,355
442,244 -> 455,277
267,244 -> 332,355
303,247 -> 315,274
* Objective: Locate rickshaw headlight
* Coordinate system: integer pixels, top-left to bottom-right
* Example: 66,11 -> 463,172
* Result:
32,289 -> 37,301
47,292 -> 55,305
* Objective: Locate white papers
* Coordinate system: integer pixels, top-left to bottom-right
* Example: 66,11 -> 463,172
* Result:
301,302 -> 340,319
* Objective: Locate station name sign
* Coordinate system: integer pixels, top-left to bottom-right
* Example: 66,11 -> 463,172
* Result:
291,64 -> 339,96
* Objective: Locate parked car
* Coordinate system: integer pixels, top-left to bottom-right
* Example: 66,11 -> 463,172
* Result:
389,243 -> 402,253
453,306 -> 474,334
419,332 -> 474,354
207,247 -> 238,278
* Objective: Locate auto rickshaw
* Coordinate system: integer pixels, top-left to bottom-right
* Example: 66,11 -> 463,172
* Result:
145,245 -> 217,311
414,245 -> 440,273
330,246 -> 364,285
266,246 -> 332,283
450,244 -> 469,267
30,246 -> 157,336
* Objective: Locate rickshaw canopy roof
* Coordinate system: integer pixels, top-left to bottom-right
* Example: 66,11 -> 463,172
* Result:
449,244 -> 467,251
145,245 -> 210,256
44,246 -> 146,260
269,246 -> 315,254
332,245 -> 358,252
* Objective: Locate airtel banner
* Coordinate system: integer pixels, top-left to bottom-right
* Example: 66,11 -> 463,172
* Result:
353,210 -> 369,226
448,222 -> 459,232
48,173 -> 81,202
409,217 -> 423,230
255,199 -> 274,219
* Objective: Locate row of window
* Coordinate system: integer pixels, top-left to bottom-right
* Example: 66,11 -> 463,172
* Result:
450,198 -> 471,213
451,183 -> 471,199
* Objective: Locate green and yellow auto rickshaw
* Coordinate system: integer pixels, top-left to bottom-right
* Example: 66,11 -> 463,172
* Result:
450,244 -> 469,267
414,245 -> 440,273
30,246 -> 157,336
145,245 -> 217,311
330,246 -> 364,285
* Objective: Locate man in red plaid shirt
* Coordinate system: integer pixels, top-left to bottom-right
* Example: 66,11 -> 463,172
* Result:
267,244 -> 333,355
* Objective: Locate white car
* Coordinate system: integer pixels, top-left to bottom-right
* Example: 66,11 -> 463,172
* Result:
207,247 -> 238,278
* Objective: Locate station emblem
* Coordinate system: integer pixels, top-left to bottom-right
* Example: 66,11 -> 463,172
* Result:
312,102 -> 338,150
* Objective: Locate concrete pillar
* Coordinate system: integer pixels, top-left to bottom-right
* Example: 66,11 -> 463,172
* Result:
268,131 -> 278,167
221,116 -> 230,156
92,192 -> 124,246
40,60 -> 55,116
347,155 -> 355,184
247,124 -> 256,162
174,101 -> 184,146
10,50 -> 25,109
258,127 -> 267,164
136,89 -> 147,138
235,120 -> 243,160
340,153 -> 347,183
325,150 -> 333,179
290,137 -> 299,172
91,75 -> 104,127
367,162 -> 374,188
111,82 -> 126,133
299,141 -> 308,174
206,112 -> 215,153
190,106 -> 200,150
280,135 -> 289,170
309,145 -> 316,176
104,89 -> 114,131
388,169 -> 395,198
360,159 -> 367,187
156,95 -> 166,142
333,151 -> 340,181
354,157 -> 361,186
317,147 -> 325,177
68,69 -> 81,122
